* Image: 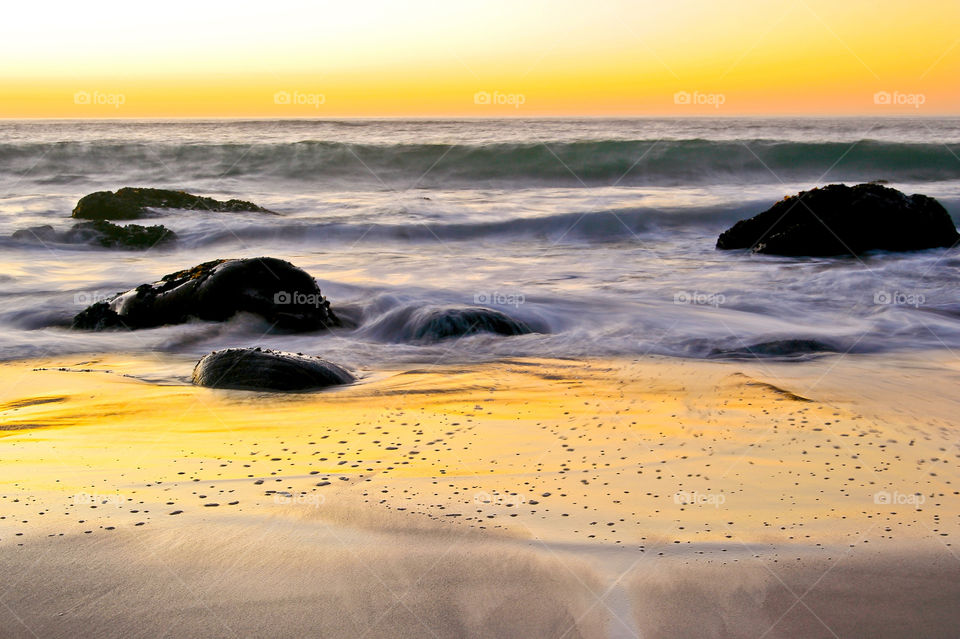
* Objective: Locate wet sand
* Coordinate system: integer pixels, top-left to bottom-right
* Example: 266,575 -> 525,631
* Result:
0,353 -> 958,637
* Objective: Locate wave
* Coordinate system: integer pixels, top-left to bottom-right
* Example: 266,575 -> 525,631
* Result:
0,205 -> 763,250
3,263 -> 960,364
1,139 -> 958,187
7,199 -> 955,250
165,205 -> 759,246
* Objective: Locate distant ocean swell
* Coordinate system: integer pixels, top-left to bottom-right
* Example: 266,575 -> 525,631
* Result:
1,139 -> 958,187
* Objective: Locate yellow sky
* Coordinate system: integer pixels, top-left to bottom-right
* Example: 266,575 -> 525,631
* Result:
1,0 -> 958,117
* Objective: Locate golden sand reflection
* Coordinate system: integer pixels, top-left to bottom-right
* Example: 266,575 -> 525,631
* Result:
0,355 -> 956,552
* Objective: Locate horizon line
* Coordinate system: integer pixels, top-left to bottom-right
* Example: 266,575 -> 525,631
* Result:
2,113 -> 958,121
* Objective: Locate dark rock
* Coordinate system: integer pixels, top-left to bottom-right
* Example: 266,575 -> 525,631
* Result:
13,221 -> 176,249
72,187 -> 274,220
717,183 -> 959,256
192,348 -> 354,391
708,339 -> 837,360
80,221 -> 176,248
407,306 -> 533,342
72,257 -> 340,331
11,225 -> 59,242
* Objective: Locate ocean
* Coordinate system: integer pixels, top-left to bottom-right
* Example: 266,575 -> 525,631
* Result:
1,118 -> 959,370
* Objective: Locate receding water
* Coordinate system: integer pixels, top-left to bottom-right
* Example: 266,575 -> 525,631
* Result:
1,118 -> 959,367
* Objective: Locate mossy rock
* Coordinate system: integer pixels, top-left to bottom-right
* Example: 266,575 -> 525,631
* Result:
72,187 -> 274,220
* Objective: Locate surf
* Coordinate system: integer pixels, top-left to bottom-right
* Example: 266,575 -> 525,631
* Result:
2,138 -> 959,188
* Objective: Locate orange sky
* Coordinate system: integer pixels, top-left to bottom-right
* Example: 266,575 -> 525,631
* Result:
1,0 -> 958,117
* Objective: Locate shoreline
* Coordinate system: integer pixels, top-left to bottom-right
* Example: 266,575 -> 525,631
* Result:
2,351 -> 957,542
1,351 -> 958,636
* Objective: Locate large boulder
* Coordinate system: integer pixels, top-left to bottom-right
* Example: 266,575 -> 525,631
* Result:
72,187 -> 274,220
192,348 -> 354,391
73,257 -> 340,331
717,183 -> 959,256
12,221 -> 176,249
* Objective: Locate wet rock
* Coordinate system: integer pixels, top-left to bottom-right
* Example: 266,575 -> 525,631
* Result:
708,339 -> 837,360
72,187 -> 274,220
78,221 -> 176,249
717,183 -> 959,256
72,257 -> 339,331
13,221 -> 176,249
192,348 -> 354,391
10,225 -> 58,243
406,306 -> 533,342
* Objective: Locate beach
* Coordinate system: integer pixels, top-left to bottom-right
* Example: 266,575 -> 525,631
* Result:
4,0 -> 960,630
2,350 -> 958,637
0,118 -> 959,637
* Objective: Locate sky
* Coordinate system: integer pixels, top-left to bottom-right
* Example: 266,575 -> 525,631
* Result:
1,0 -> 958,117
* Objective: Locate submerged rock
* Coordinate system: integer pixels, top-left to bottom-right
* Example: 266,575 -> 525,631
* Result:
717,183 -> 959,256
406,306 -> 533,342
192,348 -> 354,391
72,187 -> 274,220
708,339 -> 837,360
12,221 -> 176,249
73,257 -> 340,331
11,225 -> 59,243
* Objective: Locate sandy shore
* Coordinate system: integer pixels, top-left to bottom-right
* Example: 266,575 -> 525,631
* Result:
0,352 -> 958,638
